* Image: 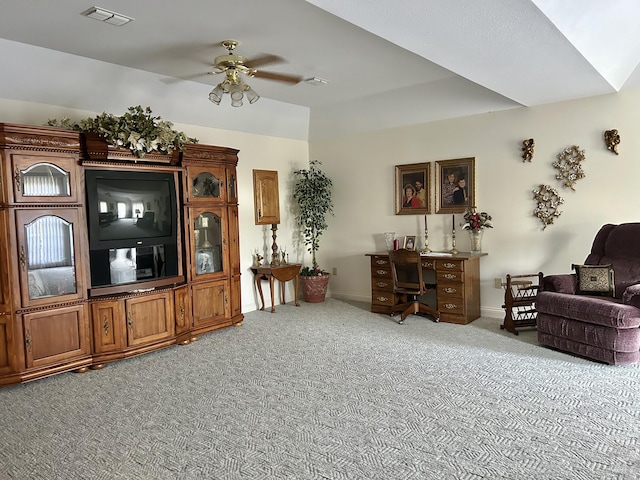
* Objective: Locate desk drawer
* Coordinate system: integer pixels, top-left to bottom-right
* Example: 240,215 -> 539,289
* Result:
371,266 -> 392,278
437,296 -> 464,315
421,258 -> 436,270
370,256 -> 391,268
436,259 -> 464,272
372,290 -> 396,306
371,277 -> 393,292
437,271 -> 464,283
437,283 -> 464,298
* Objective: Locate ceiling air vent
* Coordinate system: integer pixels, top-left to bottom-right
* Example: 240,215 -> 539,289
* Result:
82,6 -> 134,26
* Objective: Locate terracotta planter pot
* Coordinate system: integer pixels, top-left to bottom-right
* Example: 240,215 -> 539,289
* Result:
300,274 -> 331,303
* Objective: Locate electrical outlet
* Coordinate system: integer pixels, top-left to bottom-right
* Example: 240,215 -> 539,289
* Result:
494,277 -> 503,289
332,267 -> 338,276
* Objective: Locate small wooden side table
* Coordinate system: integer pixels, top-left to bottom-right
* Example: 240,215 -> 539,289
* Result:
252,263 -> 301,313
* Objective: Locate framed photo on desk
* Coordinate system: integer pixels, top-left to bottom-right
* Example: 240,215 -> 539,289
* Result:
403,235 -> 416,250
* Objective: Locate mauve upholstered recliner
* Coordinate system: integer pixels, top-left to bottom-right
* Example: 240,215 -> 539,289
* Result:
536,223 -> 640,365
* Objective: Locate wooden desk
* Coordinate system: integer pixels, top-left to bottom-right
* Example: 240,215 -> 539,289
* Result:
366,252 -> 487,324
252,263 -> 301,313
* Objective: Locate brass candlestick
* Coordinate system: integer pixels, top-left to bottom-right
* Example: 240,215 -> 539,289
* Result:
421,229 -> 431,253
450,228 -> 459,254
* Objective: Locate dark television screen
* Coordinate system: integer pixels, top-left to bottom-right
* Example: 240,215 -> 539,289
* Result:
86,169 -> 178,250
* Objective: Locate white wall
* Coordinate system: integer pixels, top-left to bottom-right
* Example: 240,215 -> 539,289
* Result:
311,89 -> 640,317
5,88 -> 640,318
0,98 -> 310,313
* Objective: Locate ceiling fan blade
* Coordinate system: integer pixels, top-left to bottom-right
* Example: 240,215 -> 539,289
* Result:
161,72 -> 211,84
244,54 -> 285,69
253,70 -> 303,84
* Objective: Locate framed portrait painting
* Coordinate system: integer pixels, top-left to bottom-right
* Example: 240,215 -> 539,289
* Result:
435,157 -> 476,214
395,162 -> 431,215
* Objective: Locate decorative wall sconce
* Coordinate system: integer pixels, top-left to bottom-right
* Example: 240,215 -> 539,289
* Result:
533,184 -> 564,230
604,129 -> 620,155
553,145 -> 585,191
521,139 -> 534,162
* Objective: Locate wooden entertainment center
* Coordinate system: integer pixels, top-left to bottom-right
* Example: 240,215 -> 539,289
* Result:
0,123 -> 243,386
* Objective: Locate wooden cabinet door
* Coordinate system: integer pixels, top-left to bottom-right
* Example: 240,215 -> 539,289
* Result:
91,299 -> 125,354
174,286 -> 191,335
0,209 -> 12,314
15,208 -> 86,308
189,206 -> 228,280
9,153 -> 79,204
230,275 -> 242,320
0,316 -> 16,374
252,169 -> 280,224
228,205 -> 240,276
125,292 -> 174,347
192,279 -> 229,327
186,164 -> 227,204
23,304 -> 90,369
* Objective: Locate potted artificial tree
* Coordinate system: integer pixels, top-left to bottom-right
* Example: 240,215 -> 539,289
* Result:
293,160 -> 334,302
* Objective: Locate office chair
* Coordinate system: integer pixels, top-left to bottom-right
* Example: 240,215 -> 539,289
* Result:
388,248 -> 440,324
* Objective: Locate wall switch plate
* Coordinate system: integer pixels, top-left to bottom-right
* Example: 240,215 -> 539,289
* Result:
495,277 -> 503,289
332,267 -> 338,276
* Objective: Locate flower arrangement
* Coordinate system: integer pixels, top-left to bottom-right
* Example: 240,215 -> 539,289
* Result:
47,105 -> 197,158
462,208 -> 493,231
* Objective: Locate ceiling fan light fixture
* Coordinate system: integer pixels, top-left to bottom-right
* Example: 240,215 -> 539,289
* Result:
229,83 -> 244,107
208,84 -> 225,105
245,86 -> 260,104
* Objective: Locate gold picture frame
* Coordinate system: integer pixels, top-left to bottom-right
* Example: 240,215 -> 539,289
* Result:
435,157 -> 476,214
403,235 -> 416,251
395,162 -> 431,215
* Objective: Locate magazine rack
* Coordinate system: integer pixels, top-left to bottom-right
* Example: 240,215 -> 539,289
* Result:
501,272 -> 543,335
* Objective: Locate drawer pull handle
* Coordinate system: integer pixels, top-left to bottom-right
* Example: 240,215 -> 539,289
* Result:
444,273 -> 457,280
444,287 -> 457,294
376,296 -> 389,302
444,303 -> 458,309
443,262 -> 457,269
376,282 -> 389,288
375,259 -> 389,266
376,269 -> 388,275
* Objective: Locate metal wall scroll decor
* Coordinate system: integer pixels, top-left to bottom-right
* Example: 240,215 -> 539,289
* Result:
604,129 -> 620,155
553,145 -> 585,191
533,184 -> 564,230
521,139 -> 534,162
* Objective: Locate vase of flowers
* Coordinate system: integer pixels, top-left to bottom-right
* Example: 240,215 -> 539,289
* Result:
461,208 -> 492,253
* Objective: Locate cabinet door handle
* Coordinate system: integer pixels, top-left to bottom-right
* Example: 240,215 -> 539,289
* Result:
127,312 -> 133,330
20,245 -> 26,271
25,331 -> 32,351
14,167 -> 21,192
179,303 -> 185,320
103,315 -> 109,335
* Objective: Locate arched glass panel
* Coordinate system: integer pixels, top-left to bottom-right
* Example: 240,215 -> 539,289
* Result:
194,212 -> 223,274
192,172 -> 221,198
25,215 -> 76,299
21,163 -> 71,197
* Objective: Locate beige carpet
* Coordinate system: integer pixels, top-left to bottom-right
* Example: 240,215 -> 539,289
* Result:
0,298 -> 638,479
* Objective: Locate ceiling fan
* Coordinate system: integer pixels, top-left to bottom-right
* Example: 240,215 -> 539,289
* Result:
207,40 -> 303,106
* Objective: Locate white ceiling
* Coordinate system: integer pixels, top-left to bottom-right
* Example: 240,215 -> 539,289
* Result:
1,0 -> 639,140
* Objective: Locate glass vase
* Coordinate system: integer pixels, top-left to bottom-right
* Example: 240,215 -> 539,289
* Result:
468,229 -> 484,253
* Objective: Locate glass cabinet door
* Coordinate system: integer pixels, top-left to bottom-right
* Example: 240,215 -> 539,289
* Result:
187,165 -> 226,203
16,209 -> 85,307
11,154 -> 79,203
191,208 -> 227,278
